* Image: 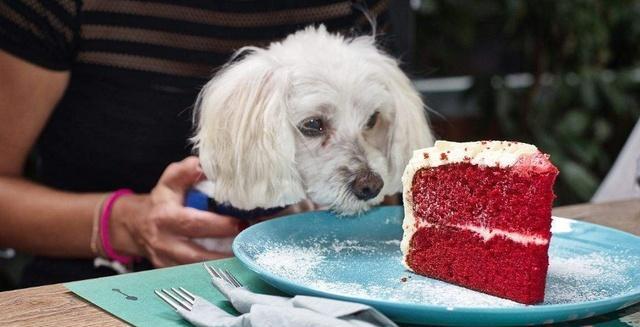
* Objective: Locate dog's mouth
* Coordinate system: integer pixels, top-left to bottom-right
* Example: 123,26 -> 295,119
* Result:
310,168 -> 385,215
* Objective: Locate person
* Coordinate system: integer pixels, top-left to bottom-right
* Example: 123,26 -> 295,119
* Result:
0,0 -> 392,287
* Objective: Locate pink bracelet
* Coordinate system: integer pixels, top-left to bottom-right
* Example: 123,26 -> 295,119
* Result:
99,189 -> 135,265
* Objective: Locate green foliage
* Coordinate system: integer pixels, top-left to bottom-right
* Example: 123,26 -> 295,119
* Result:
414,0 -> 640,204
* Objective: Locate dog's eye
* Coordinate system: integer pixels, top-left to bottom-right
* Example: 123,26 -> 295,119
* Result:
365,112 -> 379,130
298,117 -> 326,137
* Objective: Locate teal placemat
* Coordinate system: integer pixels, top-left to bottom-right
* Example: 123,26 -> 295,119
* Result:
64,258 -> 282,326
65,258 -> 640,326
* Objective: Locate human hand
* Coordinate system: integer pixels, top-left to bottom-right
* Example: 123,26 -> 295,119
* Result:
110,157 -> 243,267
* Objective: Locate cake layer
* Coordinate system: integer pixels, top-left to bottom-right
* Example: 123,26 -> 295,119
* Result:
405,224 -> 549,304
410,161 -> 557,236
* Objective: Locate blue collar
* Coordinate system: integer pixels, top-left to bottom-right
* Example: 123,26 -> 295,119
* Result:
210,199 -> 287,220
185,188 -> 286,220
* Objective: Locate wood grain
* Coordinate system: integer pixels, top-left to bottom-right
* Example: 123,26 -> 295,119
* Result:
0,200 -> 637,326
0,281 -> 127,326
553,199 -> 640,236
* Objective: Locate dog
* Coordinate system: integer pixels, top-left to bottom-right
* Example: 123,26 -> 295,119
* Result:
192,25 -> 433,217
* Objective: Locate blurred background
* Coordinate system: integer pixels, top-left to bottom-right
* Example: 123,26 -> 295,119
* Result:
397,0 -> 640,206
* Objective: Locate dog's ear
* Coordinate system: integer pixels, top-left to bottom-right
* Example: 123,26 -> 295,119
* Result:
192,50 -> 305,210
379,57 -> 434,193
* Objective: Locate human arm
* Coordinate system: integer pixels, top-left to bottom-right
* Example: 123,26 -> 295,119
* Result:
0,50 -> 94,257
0,51 -> 242,266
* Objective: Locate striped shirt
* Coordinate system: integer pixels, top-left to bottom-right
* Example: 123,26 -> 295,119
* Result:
1,0 -> 390,90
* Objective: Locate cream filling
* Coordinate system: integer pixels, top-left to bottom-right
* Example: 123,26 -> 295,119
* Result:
454,224 -> 548,245
413,220 -> 548,245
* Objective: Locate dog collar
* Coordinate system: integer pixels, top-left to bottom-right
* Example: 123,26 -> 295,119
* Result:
209,199 -> 287,220
185,188 -> 286,220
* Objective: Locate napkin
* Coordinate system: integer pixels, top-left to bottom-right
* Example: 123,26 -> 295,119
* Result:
176,272 -> 398,327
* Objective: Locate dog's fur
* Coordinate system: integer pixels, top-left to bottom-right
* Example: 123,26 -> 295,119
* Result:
192,25 -> 433,215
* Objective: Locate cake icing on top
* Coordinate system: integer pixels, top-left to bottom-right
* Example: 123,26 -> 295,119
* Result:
405,140 -> 538,170
400,140 -> 558,304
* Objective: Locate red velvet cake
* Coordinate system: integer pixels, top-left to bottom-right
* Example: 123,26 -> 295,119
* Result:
400,141 -> 559,304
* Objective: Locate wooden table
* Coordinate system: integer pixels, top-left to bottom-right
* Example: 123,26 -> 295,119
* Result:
0,200 -> 638,326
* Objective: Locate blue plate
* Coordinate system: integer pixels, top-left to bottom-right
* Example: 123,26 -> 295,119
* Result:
232,206 -> 640,326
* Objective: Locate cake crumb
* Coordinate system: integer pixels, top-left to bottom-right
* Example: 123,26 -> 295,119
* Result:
400,277 -> 408,283
423,153 -> 429,159
440,153 -> 448,160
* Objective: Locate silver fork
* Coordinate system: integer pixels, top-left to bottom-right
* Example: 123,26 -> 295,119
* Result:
203,263 -> 243,288
154,287 -> 197,311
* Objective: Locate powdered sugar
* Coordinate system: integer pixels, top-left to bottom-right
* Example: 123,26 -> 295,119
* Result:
549,253 -> 619,279
251,238 -> 639,307
307,277 -> 523,307
254,244 -> 325,280
329,240 -> 378,253
545,252 -> 637,303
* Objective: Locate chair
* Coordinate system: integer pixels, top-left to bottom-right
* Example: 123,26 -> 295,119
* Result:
592,119 -> 640,203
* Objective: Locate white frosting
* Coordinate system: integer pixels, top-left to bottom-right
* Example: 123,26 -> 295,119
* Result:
404,141 -> 538,175
454,224 -> 549,245
400,183 -> 418,269
400,141 -> 547,269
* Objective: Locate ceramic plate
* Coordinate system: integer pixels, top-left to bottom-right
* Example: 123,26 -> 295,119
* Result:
233,206 -> 640,326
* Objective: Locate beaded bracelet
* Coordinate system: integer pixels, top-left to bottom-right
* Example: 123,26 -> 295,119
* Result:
99,189 -> 135,265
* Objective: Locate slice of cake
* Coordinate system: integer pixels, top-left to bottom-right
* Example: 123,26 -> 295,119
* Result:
400,141 -> 559,304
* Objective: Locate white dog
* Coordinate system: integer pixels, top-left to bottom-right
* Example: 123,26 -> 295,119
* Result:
192,25 -> 433,216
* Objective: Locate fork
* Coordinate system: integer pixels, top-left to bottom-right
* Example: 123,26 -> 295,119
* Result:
154,287 -> 197,311
155,286 -> 244,326
203,263 -> 243,288
154,265 -> 244,312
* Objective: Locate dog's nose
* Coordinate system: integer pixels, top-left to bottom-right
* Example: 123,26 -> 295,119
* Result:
350,170 -> 383,200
